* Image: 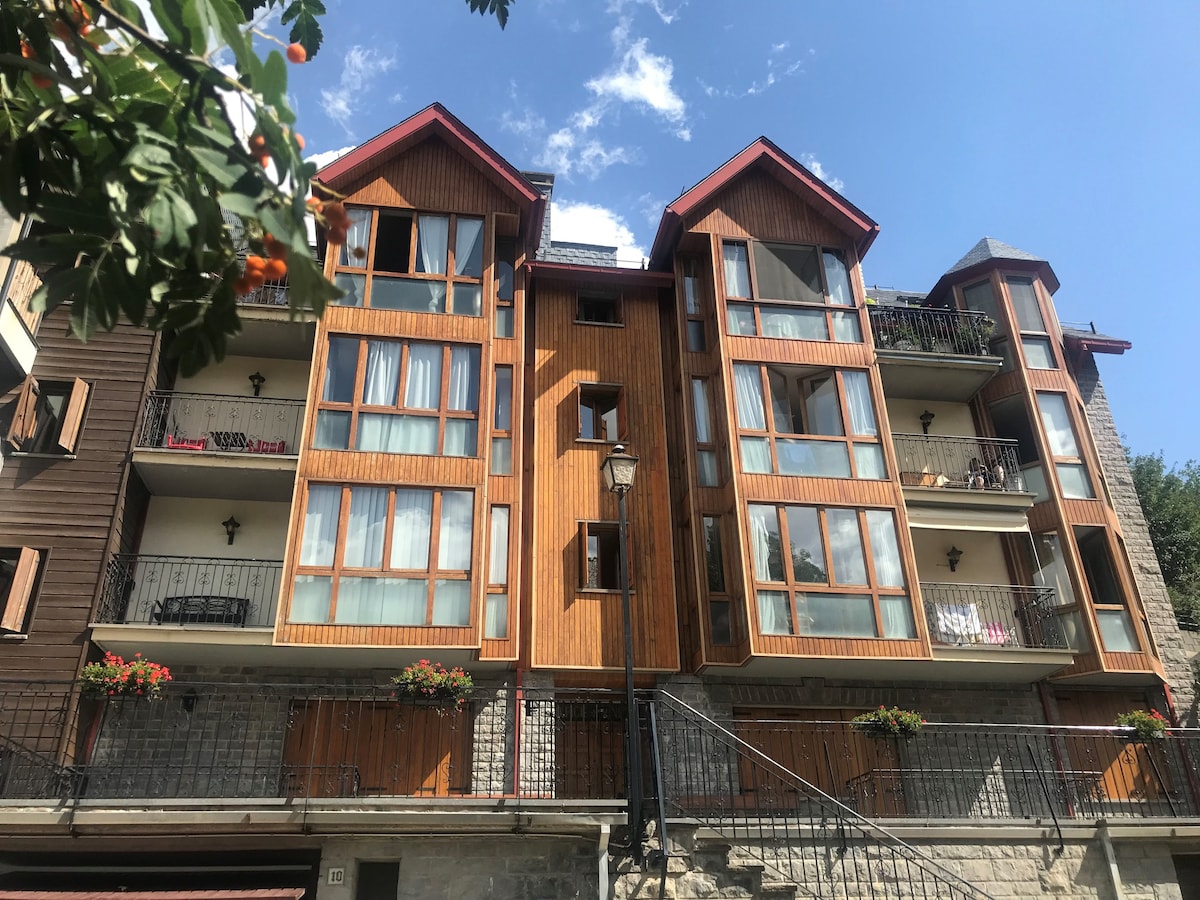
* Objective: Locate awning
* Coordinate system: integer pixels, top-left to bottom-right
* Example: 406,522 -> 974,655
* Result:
905,506 -> 1031,533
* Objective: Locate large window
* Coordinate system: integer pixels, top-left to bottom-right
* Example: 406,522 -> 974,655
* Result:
314,337 -> 480,457
292,484 -> 474,627
5,377 -> 90,455
733,364 -> 884,479
331,207 -> 485,315
1006,276 -> 1058,370
748,504 -> 911,639
0,547 -> 41,633
1076,526 -> 1139,653
1036,392 -> 1094,499
724,240 -> 861,343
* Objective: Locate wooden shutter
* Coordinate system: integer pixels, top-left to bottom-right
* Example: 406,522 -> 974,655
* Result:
5,376 -> 39,451
56,378 -> 90,453
579,522 -> 590,588
1,548 -> 40,633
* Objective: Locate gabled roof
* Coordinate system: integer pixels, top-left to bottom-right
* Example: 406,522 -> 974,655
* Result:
927,236 -> 1060,301
648,137 -> 879,269
314,103 -> 546,247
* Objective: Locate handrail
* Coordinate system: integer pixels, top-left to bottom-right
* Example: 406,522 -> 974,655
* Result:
136,391 -> 305,453
868,306 -> 996,358
893,432 -> 1025,492
920,582 -> 1066,650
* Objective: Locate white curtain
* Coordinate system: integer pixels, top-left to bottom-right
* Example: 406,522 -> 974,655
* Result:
762,308 -> 825,340
757,591 -> 792,635
723,243 -> 750,297
490,437 -> 512,474
437,490 -> 474,570
748,504 -> 779,581
448,346 -> 480,411
842,371 -> 877,436
432,580 -> 471,626
494,368 -> 513,430
390,489 -> 433,569
344,487 -> 388,568
822,251 -> 853,306
404,343 -> 442,409
290,575 -> 332,623
826,509 -> 867,585
740,437 -> 773,474
443,419 -> 477,457
334,576 -> 386,624
865,510 -> 904,586
386,577 -> 428,625
299,486 -> 341,567
356,413 -> 437,455
880,596 -> 915,639
691,378 -> 712,443
416,215 -> 448,274
362,341 -> 401,406
339,209 -> 372,268
733,364 -> 766,429
832,311 -> 862,343
488,506 -> 510,584
1037,393 -> 1079,457
485,593 -> 508,639
454,218 -> 484,277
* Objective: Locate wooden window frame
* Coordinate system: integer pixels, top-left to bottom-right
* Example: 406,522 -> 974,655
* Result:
0,547 -> 42,633
291,483 -> 474,627
494,236 -> 517,338
578,520 -> 632,593
484,505 -> 511,639
690,376 -> 721,487
748,503 -> 909,640
1035,391 -> 1095,499
5,376 -> 90,455
701,515 -> 736,645
490,365 -> 514,475
682,257 -> 707,352
315,336 -> 480,457
575,290 -> 623,327
733,363 -> 882,479
1002,274 -> 1064,371
576,383 -> 626,444
721,240 -> 859,343
330,206 -> 487,316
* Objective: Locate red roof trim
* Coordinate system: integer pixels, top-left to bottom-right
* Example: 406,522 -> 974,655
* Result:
314,103 -> 541,207
1065,334 -> 1132,356
526,260 -> 675,287
649,138 -> 880,268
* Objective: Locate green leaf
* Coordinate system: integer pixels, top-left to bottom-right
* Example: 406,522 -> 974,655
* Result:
286,250 -> 341,317
191,146 -> 244,190
259,49 -> 288,108
281,0 -> 325,57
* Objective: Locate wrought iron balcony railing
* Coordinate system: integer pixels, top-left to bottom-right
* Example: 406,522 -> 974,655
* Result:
96,555 -> 283,628
893,432 -> 1025,492
868,306 -> 996,357
920,582 -> 1068,650
137,391 -> 304,455
236,282 -> 289,307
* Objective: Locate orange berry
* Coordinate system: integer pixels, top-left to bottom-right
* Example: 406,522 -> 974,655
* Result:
257,153 -> 272,168
326,225 -> 348,245
232,277 -> 252,296
249,134 -> 267,152
20,42 -> 34,59
351,246 -> 367,260
306,197 -> 324,213
245,255 -> 267,272
286,43 -> 307,64
323,201 -> 347,225
263,258 -> 288,280
245,269 -> 266,289
294,133 -> 305,150
263,235 -> 289,260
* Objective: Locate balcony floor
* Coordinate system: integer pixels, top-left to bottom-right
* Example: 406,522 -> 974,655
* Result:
132,448 -> 298,500
876,351 -> 1003,401
707,650 -> 1075,683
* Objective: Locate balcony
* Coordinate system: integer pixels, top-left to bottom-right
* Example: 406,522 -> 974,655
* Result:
893,433 -> 1034,512
868,306 -> 1002,401
131,391 -> 304,500
231,281 -> 316,360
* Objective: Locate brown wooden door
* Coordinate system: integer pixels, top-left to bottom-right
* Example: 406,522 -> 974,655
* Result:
555,701 -> 627,799
1056,691 -> 1170,807
281,699 -> 473,798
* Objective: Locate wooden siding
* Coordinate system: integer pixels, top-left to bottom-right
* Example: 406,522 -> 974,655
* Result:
0,310 -> 157,680
530,278 -> 679,672
340,136 -> 520,218
686,169 -> 850,247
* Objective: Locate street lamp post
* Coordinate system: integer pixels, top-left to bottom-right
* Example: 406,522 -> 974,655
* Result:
601,443 -> 642,861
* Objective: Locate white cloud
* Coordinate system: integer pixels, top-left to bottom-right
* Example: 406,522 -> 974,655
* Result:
585,37 -> 687,133
552,200 -> 647,262
320,46 -> 397,136
799,153 -> 845,194
305,145 -> 357,171
501,108 -> 546,137
609,0 -> 684,25
536,129 -> 633,180
636,192 -> 665,226
697,42 -> 804,99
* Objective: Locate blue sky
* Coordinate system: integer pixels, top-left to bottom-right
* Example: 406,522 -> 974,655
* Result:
284,0 -> 1200,468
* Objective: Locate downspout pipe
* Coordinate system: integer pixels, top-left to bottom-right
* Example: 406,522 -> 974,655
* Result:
597,823 -> 611,900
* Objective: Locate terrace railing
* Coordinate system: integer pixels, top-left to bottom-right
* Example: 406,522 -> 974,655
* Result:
921,582 -> 1068,650
869,306 -> 995,357
893,433 -> 1025,492
95,555 -> 283,628
137,391 -> 304,455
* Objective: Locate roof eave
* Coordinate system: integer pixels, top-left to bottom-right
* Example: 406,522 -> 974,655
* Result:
926,257 -> 1060,303
525,260 -> 676,287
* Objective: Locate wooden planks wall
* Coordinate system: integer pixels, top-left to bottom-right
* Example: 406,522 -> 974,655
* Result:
530,278 -> 680,673
0,309 -> 158,680
688,169 -> 849,247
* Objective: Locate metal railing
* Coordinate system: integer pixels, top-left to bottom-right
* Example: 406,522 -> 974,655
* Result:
868,306 -> 996,357
237,282 -> 289,307
893,433 -> 1025,492
0,684 -> 629,803
653,692 -> 993,899
920,583 -> 1068,650
137,391 -> 304,455
95,555 -> 284,628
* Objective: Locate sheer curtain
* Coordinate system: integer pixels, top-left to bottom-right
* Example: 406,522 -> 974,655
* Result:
416,215 -> 448,274
757,591 -> 791,635
299,486 -> 341,566
1037,393 -> 1079,456
488,506 -> 510,584
339,209 -> 372,268
485,593 -> 508,639
842,371 -> 877,436
437,490 -> 474,570
723,243 -> 750,297
447,346 -> 481,411
691,378 -> 712,443
390,489 -> 433,569
362,341 -> 401,406
403,344 -> 442,409
388,578 -> 428,625
748,505 -> 781,581
733,364 -> 766,429
344,487 -> 388,568
454,218 -> 484,277
822,251 -> 853,306
826,509 -> 867,585
356,414 -> 437,455
865,510 -> 903,586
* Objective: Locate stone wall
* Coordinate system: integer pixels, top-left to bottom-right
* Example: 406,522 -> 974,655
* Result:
1074,353 -> 1200,723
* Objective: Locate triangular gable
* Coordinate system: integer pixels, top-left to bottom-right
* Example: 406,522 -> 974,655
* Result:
649,137 -> 879,269
315,103 -> 545,245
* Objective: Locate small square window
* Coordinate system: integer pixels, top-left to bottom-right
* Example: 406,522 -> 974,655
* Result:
578,385 -> 624,442
0,547 -> 42,633
577,292 -> 621,325
5,377 -> 90,455
687,320 -> 706,352
580,522 -> 625,590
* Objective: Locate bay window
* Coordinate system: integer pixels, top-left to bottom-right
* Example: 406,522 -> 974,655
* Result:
292,484 -> 475,627
1036,392 -> 1094,499
723,240 -> 861,343
314,337 -> 480,457
733,363 -> 884,479
747,503 -> 912,639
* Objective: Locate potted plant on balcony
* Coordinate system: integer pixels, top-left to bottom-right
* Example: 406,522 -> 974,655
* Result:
851,706 -> 926,738
391,660 -> 473,714
79,652 -> 172,699
951,317 -> 995,355
1114,709 -> 1168,742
